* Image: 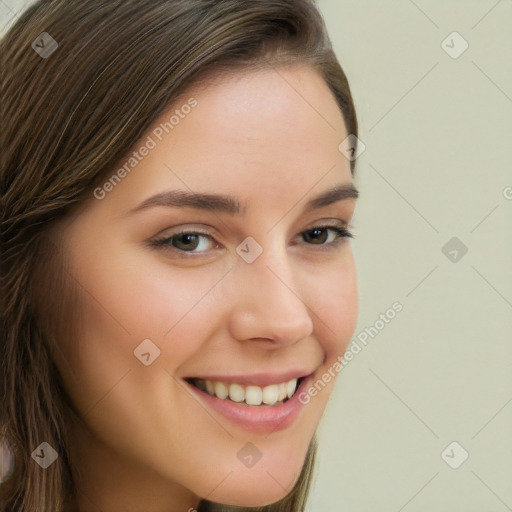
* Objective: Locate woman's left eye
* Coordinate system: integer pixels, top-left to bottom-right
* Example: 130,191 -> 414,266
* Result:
149,225 -> 353,256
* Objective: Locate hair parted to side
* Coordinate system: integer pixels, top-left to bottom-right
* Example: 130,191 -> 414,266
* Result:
0,0 -> 357,510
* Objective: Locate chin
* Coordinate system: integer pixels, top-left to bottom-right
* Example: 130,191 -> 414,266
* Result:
196,440 -> 309,508
211,480 -> 296,508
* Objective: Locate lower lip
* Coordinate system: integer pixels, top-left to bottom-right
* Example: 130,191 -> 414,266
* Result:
185,376 -> 312,434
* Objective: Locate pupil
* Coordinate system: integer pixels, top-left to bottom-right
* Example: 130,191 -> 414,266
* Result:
307,228 -> 327,244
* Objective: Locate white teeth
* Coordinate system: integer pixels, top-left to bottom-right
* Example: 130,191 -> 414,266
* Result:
262,384 -> 279,405
214,381 -> 228,400
197,377 -> 300,406
245,386 -> 262,406
278,383 -> 288,402
228,383 -> 244,403
287,378 -> 297,399
205,380 -> 215,395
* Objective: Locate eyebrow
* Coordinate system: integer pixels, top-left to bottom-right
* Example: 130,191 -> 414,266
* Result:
127,182 -> 359,217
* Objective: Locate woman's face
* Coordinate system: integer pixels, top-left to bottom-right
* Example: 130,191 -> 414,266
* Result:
52,65 -> 359,510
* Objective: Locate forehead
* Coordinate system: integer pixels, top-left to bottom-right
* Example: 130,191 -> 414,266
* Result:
91,65 -> 352,215
177,64 -> 348,159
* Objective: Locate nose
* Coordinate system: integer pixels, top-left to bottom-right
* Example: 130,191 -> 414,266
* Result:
227,246 -> 314,346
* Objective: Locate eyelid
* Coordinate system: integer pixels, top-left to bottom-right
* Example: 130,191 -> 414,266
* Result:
302,218 -> 351,230
149,220 -> 351,240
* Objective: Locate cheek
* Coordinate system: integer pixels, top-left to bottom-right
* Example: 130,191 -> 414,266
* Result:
308,252 -> 358,358
298,252 -> 358,412
59,248 -> 228,407
73,242 -> 229,342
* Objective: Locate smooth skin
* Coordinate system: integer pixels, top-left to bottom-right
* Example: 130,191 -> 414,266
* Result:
49,65 -> 359,511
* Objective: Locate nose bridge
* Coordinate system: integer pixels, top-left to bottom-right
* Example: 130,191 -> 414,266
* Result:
228,241 -> 314,345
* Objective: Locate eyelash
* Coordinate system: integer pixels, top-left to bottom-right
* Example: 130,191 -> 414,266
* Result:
148,224 -> 354,257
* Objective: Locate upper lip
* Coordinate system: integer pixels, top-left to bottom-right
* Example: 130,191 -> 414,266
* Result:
185,369 -> 316,387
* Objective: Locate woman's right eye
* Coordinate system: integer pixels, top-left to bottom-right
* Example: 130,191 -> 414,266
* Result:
149,231 -> 218,255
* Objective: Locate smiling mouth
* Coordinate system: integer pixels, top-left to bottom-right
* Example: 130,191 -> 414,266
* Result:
185,377 -> 303,407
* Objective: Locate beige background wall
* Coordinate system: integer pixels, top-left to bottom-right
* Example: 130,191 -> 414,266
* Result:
313,1 -> 512,510
1,1 -> 511,510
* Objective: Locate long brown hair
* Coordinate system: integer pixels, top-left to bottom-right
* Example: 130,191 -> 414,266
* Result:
0,1 -> 358,510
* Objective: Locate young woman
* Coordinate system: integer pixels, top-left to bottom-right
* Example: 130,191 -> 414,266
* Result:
0,1 -> 360,510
